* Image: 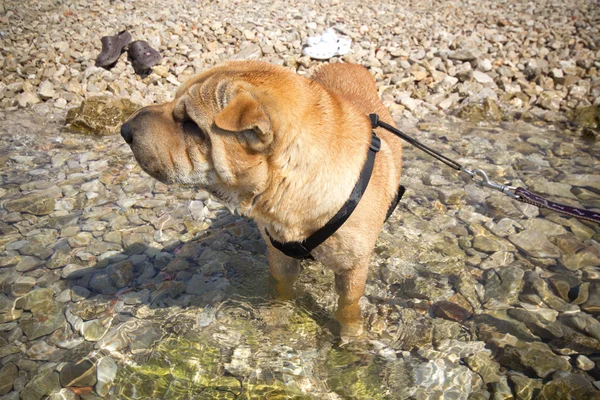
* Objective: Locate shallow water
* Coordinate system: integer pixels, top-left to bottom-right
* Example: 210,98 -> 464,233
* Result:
0,108 -> 599,399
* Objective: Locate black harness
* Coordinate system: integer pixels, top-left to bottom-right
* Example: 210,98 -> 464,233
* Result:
267,114 -> 405,260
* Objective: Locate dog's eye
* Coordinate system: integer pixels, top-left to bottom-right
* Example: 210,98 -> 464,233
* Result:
182,120 -> 205,140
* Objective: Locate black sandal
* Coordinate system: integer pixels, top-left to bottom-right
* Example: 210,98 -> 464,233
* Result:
95,30 -> 132,69
127,40 -> 161,72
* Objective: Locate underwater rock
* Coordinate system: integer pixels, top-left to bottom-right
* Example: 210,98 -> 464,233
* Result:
66,96 -> 140,136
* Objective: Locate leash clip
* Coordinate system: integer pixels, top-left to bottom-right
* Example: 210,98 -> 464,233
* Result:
462,168 -> 519,199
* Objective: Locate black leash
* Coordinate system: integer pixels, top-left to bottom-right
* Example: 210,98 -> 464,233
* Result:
369,114 -> 600,224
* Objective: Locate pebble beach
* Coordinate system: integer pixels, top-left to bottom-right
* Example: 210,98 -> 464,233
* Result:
1,0 -> 600,399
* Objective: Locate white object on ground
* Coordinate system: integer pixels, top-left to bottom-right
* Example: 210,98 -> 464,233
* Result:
302,28 -> 352,60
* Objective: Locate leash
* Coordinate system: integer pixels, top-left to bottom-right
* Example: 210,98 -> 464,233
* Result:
369,114 -> 600,224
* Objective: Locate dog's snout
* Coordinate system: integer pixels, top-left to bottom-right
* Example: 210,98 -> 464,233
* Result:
121,122 -> 134,144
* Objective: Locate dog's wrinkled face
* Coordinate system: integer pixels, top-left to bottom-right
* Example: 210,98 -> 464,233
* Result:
121,62 -> 284,210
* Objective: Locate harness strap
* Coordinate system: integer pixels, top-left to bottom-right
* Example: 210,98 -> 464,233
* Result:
268,132 -> 381,260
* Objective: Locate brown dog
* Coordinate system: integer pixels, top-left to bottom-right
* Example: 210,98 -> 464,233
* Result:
121,60 -> 403,337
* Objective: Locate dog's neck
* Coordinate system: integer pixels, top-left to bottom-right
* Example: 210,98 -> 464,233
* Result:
243,87 -> 373,243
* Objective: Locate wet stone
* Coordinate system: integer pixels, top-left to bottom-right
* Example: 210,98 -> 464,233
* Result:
11,275 -> 37,297
5,187 -> 60,216
26,340 -> 61,361
88,273 -> 117,294
483,265 -> 524,307
508,230 -> 561,258
15,256 -> 44,272
15,288 -> 54,310
0,363 -> 18,395
59,359 -> 97,387
576,355 -> 595,371
536,374 -> 599,400
95,356 -> 117,397
465,352 -> 501,384
502,341 -> 571,378
107,260 -> 133,288
128,322 -> 162,354
66,96 -> 141,136
81,317 -> 111,341
20,368 -> 61,400
20,302 -> 66,340
509,372 -> 543,400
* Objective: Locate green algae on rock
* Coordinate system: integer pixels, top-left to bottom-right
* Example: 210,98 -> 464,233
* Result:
455,98 -> 503,123
571,105 -> 600,137
66,96 -> 141,136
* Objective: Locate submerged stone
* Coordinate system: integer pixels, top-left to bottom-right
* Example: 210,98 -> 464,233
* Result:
456,97 -> 502,123
66,96 -> 141,136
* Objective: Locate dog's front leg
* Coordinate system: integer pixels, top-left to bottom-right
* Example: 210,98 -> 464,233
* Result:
267,245 -> 301,301
334,262 -> 368,339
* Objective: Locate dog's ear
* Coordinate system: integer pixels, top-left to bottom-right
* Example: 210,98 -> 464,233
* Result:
214,88 -> 272,152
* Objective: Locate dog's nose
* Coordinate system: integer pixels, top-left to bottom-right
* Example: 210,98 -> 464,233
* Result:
121,122 -> 134,144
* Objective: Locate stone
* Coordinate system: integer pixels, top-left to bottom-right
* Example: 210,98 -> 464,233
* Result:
81,317 -> 111,341
0,363 -> 18,395
20,302 -> 66,340
456,98 -> 502,123
15,256 -> 44,272
472,71 -> 495,85
501,341 -> 571,378
508,230 -> 561,258
537,375 -> 599,400
59,359 -> 97,387
576,355 -> 595,371
508,372 -> 543,400
483,265 -> 524,307
20,368 -> 61,400
95,356 -> 118,396
448,49 -> 479,61
465,352 -> 501,384
66,96 -> 141,136
38,80 -> 55,99
5,188 -> 59,216
107,260 -> 133,288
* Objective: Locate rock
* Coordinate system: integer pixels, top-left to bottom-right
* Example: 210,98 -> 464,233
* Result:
81,317 -> 111,341
20,302 -> 65,340
472,71 -> 495,85
16,91 -> 41,107
508,230 -> 561,258
537,91 -> 563,111
448,49 -> 479,61
107,260 -> 133,288
0,363 -> 18,395
5,188 -> 60,216
95,356 -> 117,397
537,375 -> 599,400
502,341 -> 571,378
456,98 -> 502,123
20,368 -> 61,400
576,355 -> 595,371
483,265 -> 524,307
571,105 -> 599,134
15,256 -> 44,272
465,352 -> 501,384
508,372 -> 543,400
59,359 -> 97,387
38,80 -> 55,100
66,96 -> 141,136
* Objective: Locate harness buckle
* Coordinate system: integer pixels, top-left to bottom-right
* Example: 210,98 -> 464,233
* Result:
370,133 -> 381,152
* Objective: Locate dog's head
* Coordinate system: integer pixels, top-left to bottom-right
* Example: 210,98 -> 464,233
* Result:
121,61 -> 306,211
